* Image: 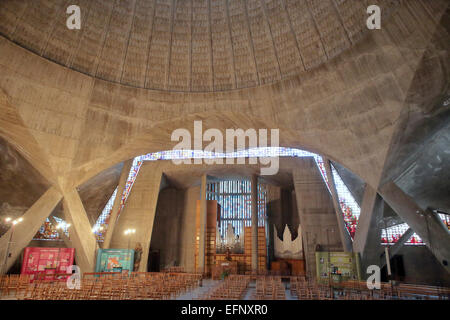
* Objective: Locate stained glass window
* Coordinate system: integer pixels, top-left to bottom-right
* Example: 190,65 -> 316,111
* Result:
93,147 -> 431,247
380,212 -> 449,246
330,163 -> 360,238
381,223 -> 425,245
53,216 -> 70,237
206,179 -> 267,240
92,188 -> 117,241
439,213 -> 450,230
313,157 -> 360,238
33,218 -> 61,241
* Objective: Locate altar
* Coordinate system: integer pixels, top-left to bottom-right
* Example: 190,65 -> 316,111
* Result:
211,260 -> 238,279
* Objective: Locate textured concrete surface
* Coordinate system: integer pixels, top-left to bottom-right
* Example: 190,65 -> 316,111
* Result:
180,186 -> 201,273
62,187 -> 98,273
0,137 -> 50,237
78,162 -> 123,226
103,160 -> 133,249
379,182 -> 450,273
0,187 -> 62,274
110,162 -> 164,271
2,0 -> 447,191
0,0 -> 448,283
151,187 -> 186,269
394,246 -> 450,286
0,0 -> 404,92
293,158 -> 343,278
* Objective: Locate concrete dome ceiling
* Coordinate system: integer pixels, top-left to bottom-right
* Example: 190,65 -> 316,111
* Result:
0,0 -> 401,92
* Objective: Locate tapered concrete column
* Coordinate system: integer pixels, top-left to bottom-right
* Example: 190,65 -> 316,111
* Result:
353,185 -> 383,263
109,163 -> 164,272
103,159 -> 133,249
293,158 -> 343,278
62,188 -> 98,273
198,174 -> 207,274
0,187 -> 62,274
353,187 -> 384,273
251,174 -> 258,272
323,158 -> 353,252
379,182 -> 450,273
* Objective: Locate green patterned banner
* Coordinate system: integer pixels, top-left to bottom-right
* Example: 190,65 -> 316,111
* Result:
95,249 -> 135,274
315,251 -> 361,284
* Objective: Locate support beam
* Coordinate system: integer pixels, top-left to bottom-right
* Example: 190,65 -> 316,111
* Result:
251,174 -> 258,272
198,174 -> 207,274
354,188 -> 384,273
109,163 -> 164,272
323,158 -> 353,252
0,187 -> 62,274
293,158 -> 343,278
379,182 -> 450,273
62,188 -> 98,273
353,185 -> 382,258
102,159 -> 133,249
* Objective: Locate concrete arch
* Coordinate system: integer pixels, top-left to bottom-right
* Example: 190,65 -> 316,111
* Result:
0,1 -> 445,195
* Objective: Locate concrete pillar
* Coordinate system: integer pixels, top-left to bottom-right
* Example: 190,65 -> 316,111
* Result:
103,159 -> 133,249
353,185 -> 384,269
251,174 -> 258,272
180,186 -> 200,273
292,158 -> 343,278
0,187 -> 62,274
62,188 -> 98,273
323,158 -> 353,252
353,188 -> 384,273
379,181 -> 450,273
198,174 -> 207,274
109,163 -> 164,272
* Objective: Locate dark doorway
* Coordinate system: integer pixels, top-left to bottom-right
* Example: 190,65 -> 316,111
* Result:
148,249 -> 160,272
381,255 -> 405,282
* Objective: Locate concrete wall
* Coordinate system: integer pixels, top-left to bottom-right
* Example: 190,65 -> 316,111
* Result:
110,162 -> 163,271
2,1 -> 442,192
293,158 -> 343,278
392,246 -> 450,286
150,188 -> 185,269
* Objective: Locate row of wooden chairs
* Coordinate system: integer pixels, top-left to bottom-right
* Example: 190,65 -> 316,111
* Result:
254,276 -> 286,300
200,275 -> 250,300
333,280 -> 450,300
290,277 -> 383,300
163,266 -> 185,273
395,283 -> 450,300
0,274 -> 31,296
289,277 -> 450,300
1,272 -> 202,300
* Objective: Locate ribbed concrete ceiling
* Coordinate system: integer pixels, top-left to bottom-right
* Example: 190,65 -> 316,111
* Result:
0,0 -> 401,92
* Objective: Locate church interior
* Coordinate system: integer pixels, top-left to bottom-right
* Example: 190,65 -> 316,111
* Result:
0,0 -> 449,301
